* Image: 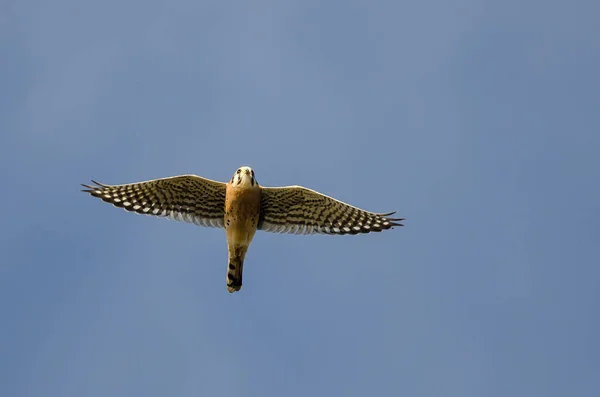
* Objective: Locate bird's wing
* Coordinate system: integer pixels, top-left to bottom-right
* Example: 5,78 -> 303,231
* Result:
82,174 -> 227,228
259,185 -> 403,235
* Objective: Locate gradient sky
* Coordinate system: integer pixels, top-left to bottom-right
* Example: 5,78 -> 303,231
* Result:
1,1 -> 599,396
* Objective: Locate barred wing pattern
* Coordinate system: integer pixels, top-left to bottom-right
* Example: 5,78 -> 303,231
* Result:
259,186 -> 404,235
82,175 -> 227,228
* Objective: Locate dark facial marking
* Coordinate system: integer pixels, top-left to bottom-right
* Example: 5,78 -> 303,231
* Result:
250,177 -> 255,186
229,263 -> 236,270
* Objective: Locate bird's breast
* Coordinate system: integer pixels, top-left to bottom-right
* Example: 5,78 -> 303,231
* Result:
225,185 -> 261,244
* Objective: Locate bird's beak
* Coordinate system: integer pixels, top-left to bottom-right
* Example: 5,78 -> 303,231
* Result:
244,169 -> 250,175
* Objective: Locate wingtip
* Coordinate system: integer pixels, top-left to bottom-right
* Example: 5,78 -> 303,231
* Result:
379,211 -> 404,222
81,180 -> 107,193
387,215 -> 405,228
379,211 -> 397,217
81,179 -> 108,192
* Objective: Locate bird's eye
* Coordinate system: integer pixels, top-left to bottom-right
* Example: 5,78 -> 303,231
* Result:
251,170 -> 254,176
236,169 -> 241,174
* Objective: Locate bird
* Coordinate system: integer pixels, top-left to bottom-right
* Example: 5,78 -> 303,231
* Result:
81,166 -> 404,293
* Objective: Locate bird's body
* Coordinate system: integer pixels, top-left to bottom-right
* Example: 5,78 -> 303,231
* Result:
82,166 -> 404,293
224,168 -> 261,292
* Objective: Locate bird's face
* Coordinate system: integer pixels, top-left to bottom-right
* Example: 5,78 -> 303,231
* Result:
231,166 -> 257,187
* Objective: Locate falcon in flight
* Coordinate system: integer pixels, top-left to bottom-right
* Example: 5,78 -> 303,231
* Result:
81,166 -> 404,293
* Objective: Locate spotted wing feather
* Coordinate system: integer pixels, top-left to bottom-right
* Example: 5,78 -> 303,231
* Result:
259,186 -> 403,235
81,175 -> 227,228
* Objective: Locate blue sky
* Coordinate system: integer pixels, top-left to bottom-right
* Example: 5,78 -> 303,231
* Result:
1,0 -> 599,396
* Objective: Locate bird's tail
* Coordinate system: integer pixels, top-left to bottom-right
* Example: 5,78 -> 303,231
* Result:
226,255 -> 244,293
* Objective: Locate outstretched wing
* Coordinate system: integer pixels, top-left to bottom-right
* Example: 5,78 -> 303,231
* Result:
82,175 -> 227,228
259,186 -> 403,235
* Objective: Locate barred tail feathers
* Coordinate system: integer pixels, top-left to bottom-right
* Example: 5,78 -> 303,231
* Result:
226,250 -> 245,293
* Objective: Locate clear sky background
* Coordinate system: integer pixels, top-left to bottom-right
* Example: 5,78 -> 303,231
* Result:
1,1 -> 599,396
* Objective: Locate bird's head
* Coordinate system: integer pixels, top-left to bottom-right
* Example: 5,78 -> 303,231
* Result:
231,166 -> 257,187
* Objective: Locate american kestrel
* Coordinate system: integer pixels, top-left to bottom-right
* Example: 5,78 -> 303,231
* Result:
81,166 -> 404,293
